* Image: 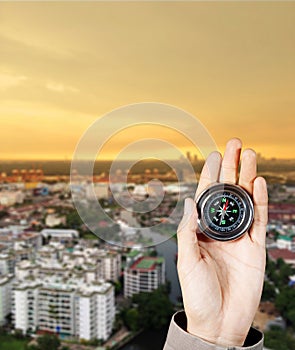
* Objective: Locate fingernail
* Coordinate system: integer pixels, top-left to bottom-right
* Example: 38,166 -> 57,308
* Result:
184,198 -> 194,215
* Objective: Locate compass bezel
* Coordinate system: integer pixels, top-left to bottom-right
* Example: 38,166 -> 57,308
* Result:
196,183 -> 254,241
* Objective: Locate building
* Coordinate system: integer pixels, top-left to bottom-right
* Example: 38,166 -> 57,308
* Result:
12,277 -> 115,341
41,229 -> 79,244
276,235 -> 295,252
37,282 -> 76,336
0,253 -> 15,275
124,256 -> 165,298
86,183 -> 109,200
268,248 -> 295,266
0,191 -> 24,207
268,203 -> 295,222
0,274 -> 14,325
103,251 -> 122,282
62,246 -> 121,282
76,283 -> 115,341
45,214 -> 66,228
13,280 -> 40,333
0,226 -> 42,252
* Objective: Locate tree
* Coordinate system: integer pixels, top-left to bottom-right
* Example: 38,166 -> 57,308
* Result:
261,281 -> 276,301
275,287 -> 295,329
131,286 -> 174,330
25,345 -> 40,350
36,334 -> 60,350
265,327 -> 295,350
123,309 -> 140,332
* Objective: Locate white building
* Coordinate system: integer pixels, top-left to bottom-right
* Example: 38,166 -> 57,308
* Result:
0,253 -> 15,275
15,261 -> 40,280
0,191 -> 24,207
86,183 -> 109,200
62,246 -> 121,282
0,227 -> 42,253
277,235 -> 295,252
45,214 -> 66,228
41,229 -> 79,244
124,256 -> 165,298
38,282 -> 76,336
102,251 -> 121,282
12,277 -> 115,341
0,274 -> 14,325
13,280 -> 40,332
76,283 -> 115,341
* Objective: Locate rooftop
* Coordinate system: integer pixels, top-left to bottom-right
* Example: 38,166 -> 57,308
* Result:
277,235 -> 293,241
126,250 -> 141,258
268,248 -> 295,261
0,274 -> 14,286
130,256 -> 164,271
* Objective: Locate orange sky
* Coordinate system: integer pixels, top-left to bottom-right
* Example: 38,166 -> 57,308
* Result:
0,2 -> 295,160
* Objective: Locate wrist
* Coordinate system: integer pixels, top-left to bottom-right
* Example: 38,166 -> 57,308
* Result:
187,318 -> 248,347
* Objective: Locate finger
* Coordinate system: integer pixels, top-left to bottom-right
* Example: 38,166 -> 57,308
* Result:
239,149 -> 257,194
249,177 -> 268,246
219,138 -> 242,184
195,151 -> 222,200
177,198 -> 201,267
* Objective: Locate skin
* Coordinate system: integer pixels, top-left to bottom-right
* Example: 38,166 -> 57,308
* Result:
177,138 -> 268,347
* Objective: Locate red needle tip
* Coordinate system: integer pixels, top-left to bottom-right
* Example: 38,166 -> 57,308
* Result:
223,200 -> 229,211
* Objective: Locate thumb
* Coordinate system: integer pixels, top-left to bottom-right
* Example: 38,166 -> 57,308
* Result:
177,198 -> 201,267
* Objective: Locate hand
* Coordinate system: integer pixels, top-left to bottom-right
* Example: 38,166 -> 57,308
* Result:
177,138 -> 268,347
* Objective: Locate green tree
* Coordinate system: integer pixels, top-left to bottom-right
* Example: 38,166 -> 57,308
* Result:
25,345 -> 40,350
275,287 -> 295,329
131,286 -> 174,330
124,309 -> 140,332
265,327 -> 295,350
287,309 -> 295,328
36,334 -> 60,350
261,281 -> 276,301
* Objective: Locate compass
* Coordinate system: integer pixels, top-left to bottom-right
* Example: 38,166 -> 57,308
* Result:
196,183 -> 254,241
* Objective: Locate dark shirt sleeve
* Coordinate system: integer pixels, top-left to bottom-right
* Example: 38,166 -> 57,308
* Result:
163,311 -> 264,350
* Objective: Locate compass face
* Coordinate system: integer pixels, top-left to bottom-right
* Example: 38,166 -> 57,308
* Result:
196,184 -> 254,241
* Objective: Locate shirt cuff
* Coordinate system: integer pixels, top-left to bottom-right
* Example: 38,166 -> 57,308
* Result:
163,311 -> 264,350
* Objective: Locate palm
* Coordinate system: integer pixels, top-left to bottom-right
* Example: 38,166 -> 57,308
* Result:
177,139 -> 268,346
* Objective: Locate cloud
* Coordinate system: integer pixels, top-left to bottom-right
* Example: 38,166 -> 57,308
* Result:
46,81 -> 79,93
0,72 -> 27,90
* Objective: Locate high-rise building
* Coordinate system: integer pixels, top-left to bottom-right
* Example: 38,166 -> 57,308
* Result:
124,256 -> 165,298
12,277 -> 115,341
76,283 -> 115,341
12,280 -> 40,332
0,274 -> 14,326
186,151 -> 192,162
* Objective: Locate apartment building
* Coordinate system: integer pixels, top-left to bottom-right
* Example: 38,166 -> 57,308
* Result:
0,253 -> 15,275
62,246 -> 121,282
0,274 -> 14,325
12,280 -> 41,332
124,256 -> 165,298
102,251 -> 121,282
41,229 -> 79,244
12,277 -> 115,341
38,283 -> 76,336
76,283 -> 115,341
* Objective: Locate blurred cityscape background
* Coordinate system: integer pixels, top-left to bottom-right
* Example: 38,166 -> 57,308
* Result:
0,155 -> 295,350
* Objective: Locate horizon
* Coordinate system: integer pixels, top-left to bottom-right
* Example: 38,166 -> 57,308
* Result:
0,155 -> 295,162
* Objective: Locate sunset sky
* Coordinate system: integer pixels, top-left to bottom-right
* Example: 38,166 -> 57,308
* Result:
0,2 -> 294,160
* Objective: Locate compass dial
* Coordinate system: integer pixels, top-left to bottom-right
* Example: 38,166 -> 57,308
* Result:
196,183 -> 254,241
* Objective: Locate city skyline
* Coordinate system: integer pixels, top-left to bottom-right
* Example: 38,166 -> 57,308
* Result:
1,2 -> 295,160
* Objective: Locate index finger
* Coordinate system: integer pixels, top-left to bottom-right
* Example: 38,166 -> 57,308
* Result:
194,151 -> 222,201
